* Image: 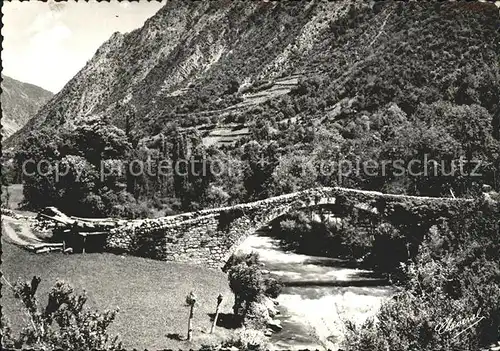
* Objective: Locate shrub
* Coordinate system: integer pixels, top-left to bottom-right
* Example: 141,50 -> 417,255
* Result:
342,201 -> 500,350
263,277 -> 282,299
1,315 -> 16,349
101,190 -> 152,219
1,276 -> 122,351
222,329 -> 269,350
226,253 -> 282,323
200,329 -> 269,351
228,261 -> 264,318
223,251 -> 260,272
271,211 -> 370,259
368,222 -> 410,276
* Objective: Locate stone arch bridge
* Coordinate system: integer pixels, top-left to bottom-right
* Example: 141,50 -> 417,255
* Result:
106,187 -> 473,268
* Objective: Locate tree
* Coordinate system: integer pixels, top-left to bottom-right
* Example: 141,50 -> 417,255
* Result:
17,120 -> 141,218
171,131 -> 188,207
225,78 -> 240,95
242,141 -> 279,200
226,252 -> 282,326
414,101 -> 497,161
1,276 -> 121,351
66,118 -> 132,167
185,137 -> 212,210
170,131 -> 212,210
56,155 -> 100,216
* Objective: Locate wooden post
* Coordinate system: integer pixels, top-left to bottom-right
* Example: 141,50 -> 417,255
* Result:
187,304 -> 194,340
63,240 -> 66,252
186,291 -> 197,341
210,294 -> 223,334
82,234 -> 86,254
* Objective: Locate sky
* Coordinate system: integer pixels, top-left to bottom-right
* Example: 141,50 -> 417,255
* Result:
1,0 -> 165,93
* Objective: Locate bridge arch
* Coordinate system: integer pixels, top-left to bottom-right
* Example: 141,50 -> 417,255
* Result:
106,187 -> 472,268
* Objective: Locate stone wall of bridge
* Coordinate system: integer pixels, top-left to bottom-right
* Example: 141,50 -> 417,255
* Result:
106,187 -> 472,268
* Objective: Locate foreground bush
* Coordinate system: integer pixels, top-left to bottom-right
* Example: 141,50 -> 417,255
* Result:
1,276 -> 122,351
342,200 -> 500,350
200,329 -> 269,351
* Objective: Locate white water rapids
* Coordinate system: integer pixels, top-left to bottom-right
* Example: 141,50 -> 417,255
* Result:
235,232 -> 396,350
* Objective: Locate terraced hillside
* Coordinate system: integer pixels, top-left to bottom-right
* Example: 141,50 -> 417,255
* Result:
5,1 -> 356,147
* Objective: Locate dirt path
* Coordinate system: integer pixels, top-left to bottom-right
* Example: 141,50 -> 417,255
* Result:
2,216 -> 41,247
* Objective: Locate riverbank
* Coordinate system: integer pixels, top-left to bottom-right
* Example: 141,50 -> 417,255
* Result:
235,234 -> 396,350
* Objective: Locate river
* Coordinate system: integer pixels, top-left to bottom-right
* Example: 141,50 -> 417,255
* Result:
235,229 -> 396,350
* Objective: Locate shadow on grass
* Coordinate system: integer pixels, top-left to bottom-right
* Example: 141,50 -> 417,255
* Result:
166,333 -> 184,341
207,313 -> 241,330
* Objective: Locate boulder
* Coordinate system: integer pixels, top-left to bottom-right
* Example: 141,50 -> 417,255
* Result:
262,296 -> 280,318
243,300 -> 271,328
266,319 -> 282,332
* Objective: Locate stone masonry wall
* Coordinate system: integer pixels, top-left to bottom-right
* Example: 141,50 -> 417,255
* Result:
106,187 -> 473,269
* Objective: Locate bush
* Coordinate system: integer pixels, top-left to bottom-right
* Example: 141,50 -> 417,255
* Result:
271,211 -> 371,259
342,201 -> 500,350
101,190 -> 152,219
200,329 -> 269,351
342,291 -> 483,351
1,276 -> 121,351
228,261 -> 264,318
222,329 -> 269,350
223,251 -> 259,272
263,277 -> 282,299
226,253 -> 282,323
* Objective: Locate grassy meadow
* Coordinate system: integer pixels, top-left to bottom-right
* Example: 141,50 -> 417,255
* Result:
1,239 -> 235,350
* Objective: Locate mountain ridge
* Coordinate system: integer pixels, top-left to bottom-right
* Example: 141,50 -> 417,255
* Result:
6,0 -> 361,146
1,75 -> 53,139
5,1 -> 500,196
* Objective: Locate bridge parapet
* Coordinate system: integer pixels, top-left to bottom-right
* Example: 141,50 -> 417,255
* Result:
106,187 -> 473,268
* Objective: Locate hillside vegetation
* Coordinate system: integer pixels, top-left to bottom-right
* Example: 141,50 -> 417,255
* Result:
8,1 -> 499,218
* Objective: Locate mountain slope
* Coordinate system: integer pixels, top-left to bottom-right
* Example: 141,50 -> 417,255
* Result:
7,0 -> 499,150
6,1 -> 500,182
1,75 -> 53,138
6,0 -> 500,215
6,0 -> 359,145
